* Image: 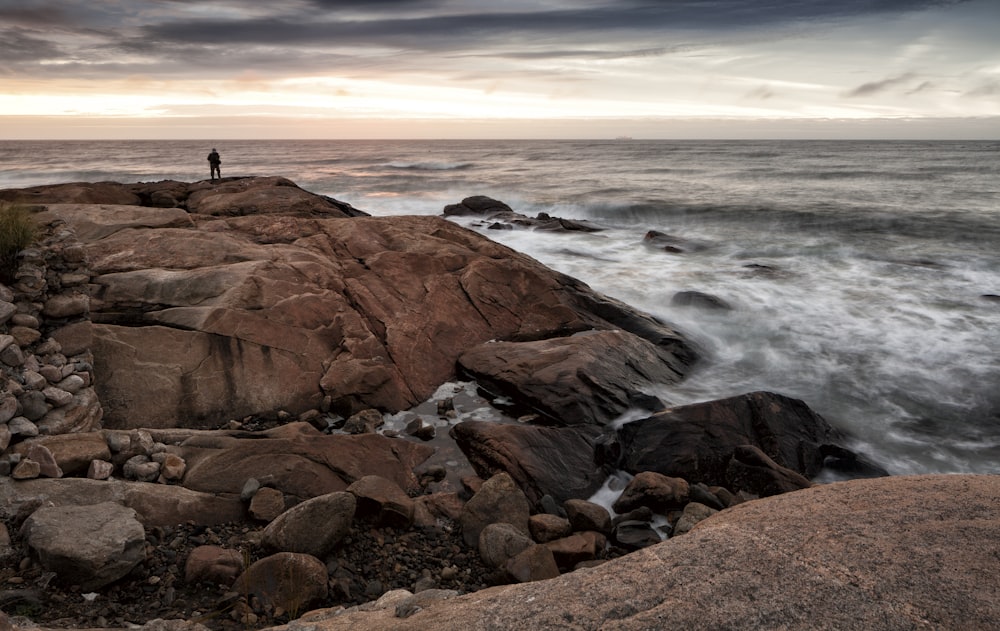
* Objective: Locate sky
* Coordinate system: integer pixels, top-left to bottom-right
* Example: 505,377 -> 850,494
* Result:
0,0 -> 998,139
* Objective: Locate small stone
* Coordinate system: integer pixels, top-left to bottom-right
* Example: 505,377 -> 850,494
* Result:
413,576 -> 437,593
185,546 -> 245,585
11,458 -> 41,479
343,409 -> 384,434
38,365 -> 63,383
249,487 -> 286,523
0,343 -> 24,367
123,455 -> 160,482
42,293 -> 89,318
673,502 -> 719,536
0,394 -> 17,424
505,544 -> 560,583
88,459 -> 115,480
42,386 -> 75,408
56,374 -> 87,394
529,513 -> 573,543
10,313 -> 39,329
10,326 -> 41,347
0,301 -> 16,325
25,443 -> 63,478
106,432 -> 130,453
405,418 -> 437,441
564,499 -> 613,536
18,390 -> 50,421
241,478 -> 261,501
479,522 -> 534,569
159,454 -> 187,482
0,425 -> 10,452
21,370 -> 47,391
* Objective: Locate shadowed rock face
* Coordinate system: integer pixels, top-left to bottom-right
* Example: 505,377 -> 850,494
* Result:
22,177 -> 696,429
611,391 -> 844,487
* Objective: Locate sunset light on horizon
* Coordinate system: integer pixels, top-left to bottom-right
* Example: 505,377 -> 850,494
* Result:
1,0 -> 998,139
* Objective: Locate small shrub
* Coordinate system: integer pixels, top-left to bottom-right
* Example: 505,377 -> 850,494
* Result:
0,202 -> 38,284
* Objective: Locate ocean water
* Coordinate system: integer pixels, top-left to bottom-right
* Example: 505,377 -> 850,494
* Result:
2,139 -> 998,476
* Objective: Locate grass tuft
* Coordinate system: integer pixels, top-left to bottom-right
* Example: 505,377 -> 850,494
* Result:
0,202 -> 38,284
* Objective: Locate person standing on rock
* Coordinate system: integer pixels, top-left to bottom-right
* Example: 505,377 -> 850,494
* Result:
207,148 -> 222,181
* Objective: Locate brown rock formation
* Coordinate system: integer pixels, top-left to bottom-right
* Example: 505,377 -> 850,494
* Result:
612,391 -> 847,487
28,177 -> 694,429
266,474 -> 1000,631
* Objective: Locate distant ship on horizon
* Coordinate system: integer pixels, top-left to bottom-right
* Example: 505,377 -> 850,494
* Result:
614,135 -> 634,140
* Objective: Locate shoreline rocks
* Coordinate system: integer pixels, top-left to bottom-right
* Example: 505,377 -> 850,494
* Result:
0,177 -> 901,631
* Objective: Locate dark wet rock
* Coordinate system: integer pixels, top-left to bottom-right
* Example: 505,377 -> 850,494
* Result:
613,520 -> 662,550
671,290 -> 733,311
612,471 -> 690,514
450,421 -> 610,506
725,444 -> 813,497
819,443 -> 891,479
443,196 -> 603,233
563,499 -> 612,536
688,482 -> 726,511
612,391 -> 842,487
643,230 -> 709,254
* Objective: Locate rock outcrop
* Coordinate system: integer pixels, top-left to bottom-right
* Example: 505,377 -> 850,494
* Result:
264,474 -> 1000,631
21,178 -> 696,428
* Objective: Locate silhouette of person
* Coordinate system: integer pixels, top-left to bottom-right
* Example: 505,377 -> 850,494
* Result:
207,148 -> 222,180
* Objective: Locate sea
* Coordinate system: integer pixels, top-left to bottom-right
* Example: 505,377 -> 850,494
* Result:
1,139 -> 998,477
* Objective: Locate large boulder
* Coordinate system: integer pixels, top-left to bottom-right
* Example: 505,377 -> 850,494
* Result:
275,475 -> 1000,630
31,182 -> 697,428
0,477 -> 244,527
178,432 -> 434,501
457,329 -> 681,426
261,491 -> 356,558
21,502 -> 146,590
459,472 -> 530,547
235,552 -> 329,616
450,421 -> 610,506
611,391 -> 844,486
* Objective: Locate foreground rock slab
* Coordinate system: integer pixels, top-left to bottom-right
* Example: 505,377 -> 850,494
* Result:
269,475 -> 1000,631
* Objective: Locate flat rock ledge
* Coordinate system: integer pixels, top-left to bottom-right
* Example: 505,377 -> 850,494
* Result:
261,474 -> 1000,631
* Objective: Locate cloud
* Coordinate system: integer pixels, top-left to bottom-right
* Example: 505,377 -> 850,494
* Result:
0,27 -> 64,62
745,86 -> 777,100
965,80 -> 1000,98
844,73 -> 919,97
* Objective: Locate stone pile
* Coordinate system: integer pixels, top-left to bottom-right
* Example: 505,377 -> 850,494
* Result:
0,215 -> 103,477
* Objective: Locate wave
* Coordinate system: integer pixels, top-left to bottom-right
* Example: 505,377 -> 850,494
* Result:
382,161 -> 475,171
